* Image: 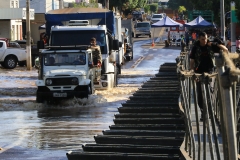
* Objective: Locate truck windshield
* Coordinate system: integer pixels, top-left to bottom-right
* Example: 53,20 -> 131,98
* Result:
50,30 -> 107,54
44,53 -> 86,66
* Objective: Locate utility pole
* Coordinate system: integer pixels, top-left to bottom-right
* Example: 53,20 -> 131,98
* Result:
220,0 -> 225,42
59,0 -> 63,9
105,0 -> 109,9
26,0 -> 32,70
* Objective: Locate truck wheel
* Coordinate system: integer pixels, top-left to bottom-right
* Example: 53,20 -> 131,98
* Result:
126,56 -> 131,61
114,67 -> 118,87
4,56 -> 17,69
116,63 -> 121,75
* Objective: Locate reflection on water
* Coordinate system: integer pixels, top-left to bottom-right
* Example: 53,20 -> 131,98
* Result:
0,72 -> 153,158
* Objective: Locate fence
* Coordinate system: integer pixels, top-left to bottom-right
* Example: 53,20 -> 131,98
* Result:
177,50 -> 240,160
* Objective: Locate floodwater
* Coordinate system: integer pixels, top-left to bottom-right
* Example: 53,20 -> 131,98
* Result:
0,39 -> 181,159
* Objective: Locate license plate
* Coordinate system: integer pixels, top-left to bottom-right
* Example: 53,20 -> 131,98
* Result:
53,92 -> 67,97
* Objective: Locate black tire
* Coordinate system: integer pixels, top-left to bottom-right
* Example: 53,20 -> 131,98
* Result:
149,34 -> 151,38
114,66 -> 118,87
136,34 -> 139,38
116,63 -> 121,75
89,78 -> 95,95
132,32 -> 134,37
126,56 -> 131,61
36,91 -> 43,103
4,56 -> 17,69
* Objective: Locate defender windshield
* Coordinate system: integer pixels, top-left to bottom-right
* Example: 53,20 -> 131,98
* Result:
44,53 -> 86,66
50,30 -> 107,54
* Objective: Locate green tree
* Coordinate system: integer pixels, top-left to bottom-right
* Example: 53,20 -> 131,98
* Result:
144,5 -> 150,14
149,3 -> 158,14
236,1 -> 240,23
178,6 -> 186,14
136,0 -> 148,9
168,0 -> 179,10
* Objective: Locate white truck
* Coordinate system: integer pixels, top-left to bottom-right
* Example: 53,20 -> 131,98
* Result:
35,9 -> 123,102
0,40 -> 26,69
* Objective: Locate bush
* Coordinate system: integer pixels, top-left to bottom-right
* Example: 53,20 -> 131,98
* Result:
149,3 -> 158,14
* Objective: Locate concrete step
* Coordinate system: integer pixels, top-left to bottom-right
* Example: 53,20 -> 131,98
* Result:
109,124 -> 185,130
67,152 -> 180,160
102,130 -> 185,137
94,135 -> 183,146
113,117 -> 184,124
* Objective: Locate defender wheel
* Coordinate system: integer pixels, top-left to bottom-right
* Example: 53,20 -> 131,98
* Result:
89,83 -> 95,95
36,93 -> 43,103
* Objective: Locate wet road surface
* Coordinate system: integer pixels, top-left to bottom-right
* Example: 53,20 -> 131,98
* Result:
0,36 -> 182,159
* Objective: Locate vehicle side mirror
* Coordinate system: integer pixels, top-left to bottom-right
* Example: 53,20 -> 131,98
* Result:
108,35 -> 113,51
113,39 -> 119,50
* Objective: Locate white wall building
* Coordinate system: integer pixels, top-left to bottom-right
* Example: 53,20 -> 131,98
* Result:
0,0 -> 34,41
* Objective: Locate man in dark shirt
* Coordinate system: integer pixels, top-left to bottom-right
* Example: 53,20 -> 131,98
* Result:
189,32 -> 228,121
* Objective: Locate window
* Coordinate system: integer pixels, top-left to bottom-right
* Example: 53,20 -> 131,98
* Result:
16,1 -> 18,8
44,53 -> 86,66
11,1 -> 14,8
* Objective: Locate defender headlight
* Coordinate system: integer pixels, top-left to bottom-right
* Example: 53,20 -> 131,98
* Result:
71,77 -> 78,85
102,82 -> 108,87
46,79 -> 52,85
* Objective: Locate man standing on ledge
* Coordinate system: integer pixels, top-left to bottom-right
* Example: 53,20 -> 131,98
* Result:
189,31 -> 228,121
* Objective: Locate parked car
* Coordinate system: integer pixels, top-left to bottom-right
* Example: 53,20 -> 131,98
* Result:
151,14 -> 164,24
15,40 -> 40,66
0,40 -> 26,69
132,11 -> 143,22
15,40 -> 27,48
132,21 -> 152,38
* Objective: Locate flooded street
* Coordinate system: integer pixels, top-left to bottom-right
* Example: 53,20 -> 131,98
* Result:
0,38 -> 181,159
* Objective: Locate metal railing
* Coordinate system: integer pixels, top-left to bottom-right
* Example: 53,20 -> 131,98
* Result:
177,50 -> 240,160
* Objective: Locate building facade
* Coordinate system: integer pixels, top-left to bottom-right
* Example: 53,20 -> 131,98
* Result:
0,0 -> 33,41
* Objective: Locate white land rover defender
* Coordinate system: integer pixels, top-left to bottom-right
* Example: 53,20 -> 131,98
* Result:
35,46 -> 96,103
